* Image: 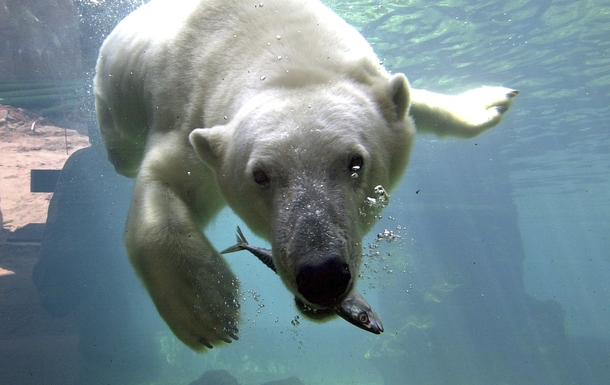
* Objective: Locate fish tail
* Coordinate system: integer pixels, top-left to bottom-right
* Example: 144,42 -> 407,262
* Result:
220,226 -> 248,254
235,226 -> 249,245
220,244 -> 242,254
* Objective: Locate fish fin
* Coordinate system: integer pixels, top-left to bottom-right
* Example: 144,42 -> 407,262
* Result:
235,226 -> 249,245
220,244 -> 243,254
221,226 -> 249,254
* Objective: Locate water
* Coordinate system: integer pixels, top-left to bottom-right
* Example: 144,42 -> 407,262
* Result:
1,0 -> 609,384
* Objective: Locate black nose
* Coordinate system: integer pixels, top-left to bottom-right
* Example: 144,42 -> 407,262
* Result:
296,256 -> 351,307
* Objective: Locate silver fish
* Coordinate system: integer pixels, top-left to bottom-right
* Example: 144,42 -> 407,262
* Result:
222,227 -> 384,334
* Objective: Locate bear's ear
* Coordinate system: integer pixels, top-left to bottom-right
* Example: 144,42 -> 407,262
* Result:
189,126 -> 230,169
373,73 -> 410,122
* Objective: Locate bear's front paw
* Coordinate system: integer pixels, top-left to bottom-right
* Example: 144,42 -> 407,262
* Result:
185,272 -> 241,350
191,286 -> 241,349
146,258 -> 241,351
455,86 -> 519,130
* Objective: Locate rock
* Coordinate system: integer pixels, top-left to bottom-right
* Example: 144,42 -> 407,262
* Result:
261,376 -> 305,385
189,369 -> 240,385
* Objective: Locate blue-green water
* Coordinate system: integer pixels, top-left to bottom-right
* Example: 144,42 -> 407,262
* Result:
1,0 -> 609,384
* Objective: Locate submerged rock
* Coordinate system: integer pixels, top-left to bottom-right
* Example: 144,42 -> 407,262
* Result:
189,369 -> 240,385
261,376 -> 305,385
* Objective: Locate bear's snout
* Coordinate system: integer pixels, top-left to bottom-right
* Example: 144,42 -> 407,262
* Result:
296,256 -> 351,307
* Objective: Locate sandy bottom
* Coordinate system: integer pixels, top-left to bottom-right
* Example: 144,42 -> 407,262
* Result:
0,104 -> 90,234
0,104 -> 89,384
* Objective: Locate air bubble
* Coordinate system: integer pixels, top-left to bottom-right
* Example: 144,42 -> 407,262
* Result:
291,316 -> 300,327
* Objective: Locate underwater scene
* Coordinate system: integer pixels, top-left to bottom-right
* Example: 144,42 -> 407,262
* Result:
0,0 -> 608,384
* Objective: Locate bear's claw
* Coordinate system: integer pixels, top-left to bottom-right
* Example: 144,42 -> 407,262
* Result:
199,337 -> 213,349
494,105 -> 508,114
492,89 -> 519,114
198,325 -> 239,348
218,336 -> 233,344
224,329 -> 239,341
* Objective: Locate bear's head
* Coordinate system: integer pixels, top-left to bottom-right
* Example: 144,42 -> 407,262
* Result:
190,74 -> 414,310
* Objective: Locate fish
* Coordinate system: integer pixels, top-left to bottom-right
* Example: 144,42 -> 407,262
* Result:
221,227 -> 384,334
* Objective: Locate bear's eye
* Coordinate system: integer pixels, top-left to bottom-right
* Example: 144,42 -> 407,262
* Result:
253,169 -> 270,186
349,155 -> 364,176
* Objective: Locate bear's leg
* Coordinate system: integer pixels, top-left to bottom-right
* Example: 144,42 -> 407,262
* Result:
124,169 -> 239,351
410,86 -> 518,137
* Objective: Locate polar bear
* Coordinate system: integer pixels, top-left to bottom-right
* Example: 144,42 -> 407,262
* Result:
94,0 -> 517,351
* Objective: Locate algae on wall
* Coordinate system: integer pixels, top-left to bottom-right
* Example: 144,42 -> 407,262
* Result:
0,0 -> 83,80
0,0 -> 144,116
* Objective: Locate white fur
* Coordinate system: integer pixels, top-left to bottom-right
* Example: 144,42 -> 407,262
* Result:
94,0 -> 516,350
